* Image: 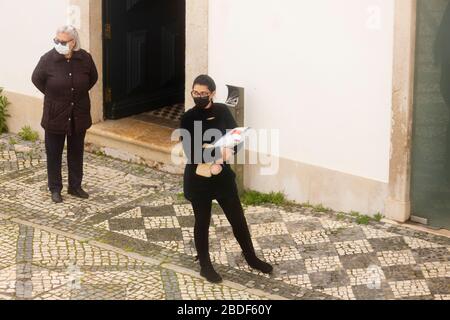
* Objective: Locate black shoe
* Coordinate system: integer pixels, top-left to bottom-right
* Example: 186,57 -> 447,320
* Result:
51,192 -> 63,204
243,253 -> 273,274
200,265 -> 223,284
68,187 -> 89,199
196,256 -> 223,283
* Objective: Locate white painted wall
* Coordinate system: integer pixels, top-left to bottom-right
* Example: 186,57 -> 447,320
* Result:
0,0 -> 70,97
209,0 -> 395,183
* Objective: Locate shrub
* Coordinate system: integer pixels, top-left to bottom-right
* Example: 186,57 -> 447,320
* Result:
0,87 -> 11,133
241,190 -> 287,206
18,125 -> 39,142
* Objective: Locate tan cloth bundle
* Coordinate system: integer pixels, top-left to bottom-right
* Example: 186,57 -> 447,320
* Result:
196,163 -> 214,178
196,143 -> 220,178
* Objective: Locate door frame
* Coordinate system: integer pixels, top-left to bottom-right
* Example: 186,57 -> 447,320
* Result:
385,0 -> 417,223
102,0 -> 187,120
69,0 -> 209,123
68,0 -> 104,125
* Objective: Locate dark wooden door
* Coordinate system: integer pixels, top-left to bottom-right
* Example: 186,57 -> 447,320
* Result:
411,0 -> 450,229
103,0 -> 185,119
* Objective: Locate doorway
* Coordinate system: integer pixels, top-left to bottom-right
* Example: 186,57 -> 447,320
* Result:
102,0 -> 186,120
411,0 -> 450,229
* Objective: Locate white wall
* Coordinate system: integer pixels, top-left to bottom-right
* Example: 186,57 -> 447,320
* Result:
0,0 -> 70,97
209,0 -> 395,183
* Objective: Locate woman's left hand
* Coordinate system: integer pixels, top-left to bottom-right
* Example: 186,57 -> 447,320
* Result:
221,147 -> 235,162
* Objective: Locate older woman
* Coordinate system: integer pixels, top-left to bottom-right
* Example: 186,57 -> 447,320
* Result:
32,25 -> 98,203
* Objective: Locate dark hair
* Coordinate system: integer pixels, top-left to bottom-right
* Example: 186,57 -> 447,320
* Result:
192,74 -> 216,92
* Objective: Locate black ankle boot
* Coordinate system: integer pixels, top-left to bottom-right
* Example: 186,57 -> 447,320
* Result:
197,256 -> 223,283
51,192 -> 63,204
200,265 -> 223,284
68,187 -> 89,199
243,253 -> 273,274
237,233 -> 274,274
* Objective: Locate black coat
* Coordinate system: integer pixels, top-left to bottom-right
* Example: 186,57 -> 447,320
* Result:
180,103 -> 240,202
32,48 -> 98,134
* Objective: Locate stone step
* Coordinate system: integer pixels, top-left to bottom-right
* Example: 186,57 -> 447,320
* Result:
85,118 -> 185,175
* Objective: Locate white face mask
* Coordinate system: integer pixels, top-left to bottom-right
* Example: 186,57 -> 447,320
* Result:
54,43 -> 71,55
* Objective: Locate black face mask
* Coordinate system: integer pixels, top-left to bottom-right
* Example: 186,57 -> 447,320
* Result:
194,96 -> 212,109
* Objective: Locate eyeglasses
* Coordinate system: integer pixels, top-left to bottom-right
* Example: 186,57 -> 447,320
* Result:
191,90 -> 211,98
53,38 -> 74,46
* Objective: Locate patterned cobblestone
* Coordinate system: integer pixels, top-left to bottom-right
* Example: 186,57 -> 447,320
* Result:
377,250 -> 417,267
0,134 -> 449,300
0,219 -> 274,300
389,280 -> 432,299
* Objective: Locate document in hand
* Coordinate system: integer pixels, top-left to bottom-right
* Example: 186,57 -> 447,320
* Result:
195,127 -> 250,178
212,127 -> 250,149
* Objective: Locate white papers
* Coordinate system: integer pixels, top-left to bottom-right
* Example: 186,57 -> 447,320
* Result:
213,127 -> 250,149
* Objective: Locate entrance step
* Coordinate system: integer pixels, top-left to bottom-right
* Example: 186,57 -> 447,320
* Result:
85,118 -> 185,175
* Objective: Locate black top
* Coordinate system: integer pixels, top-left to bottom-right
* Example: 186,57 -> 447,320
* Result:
180,103 -> 240,202
31,48 -> 98,135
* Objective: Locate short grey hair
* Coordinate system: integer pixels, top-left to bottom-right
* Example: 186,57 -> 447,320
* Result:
56,25 -> 81,51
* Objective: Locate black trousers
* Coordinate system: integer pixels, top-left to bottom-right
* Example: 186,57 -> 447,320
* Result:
191,193 -> 257,266
45,130 -> 86,193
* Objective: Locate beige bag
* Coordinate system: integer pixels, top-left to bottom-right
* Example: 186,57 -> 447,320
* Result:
196,163 -> 213,178
196,143 -> 214,177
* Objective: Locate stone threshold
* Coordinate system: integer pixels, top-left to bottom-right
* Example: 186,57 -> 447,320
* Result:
382,219 -> 450,239
85,118 -> 185,175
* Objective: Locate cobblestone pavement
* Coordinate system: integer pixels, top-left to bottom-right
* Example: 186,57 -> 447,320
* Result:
0,219 -> 279,300
0,134 -> 449,300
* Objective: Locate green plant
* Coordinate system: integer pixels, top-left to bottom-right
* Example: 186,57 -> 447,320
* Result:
18,125 -> 39,142
240,190 -> 287,206
0,87 -> 11,133
135,166 -> 145,174
356,215 -> 371,225
8,137 -> 17,145
313,204 -> 331,213
300,202 -> 314,208
122,245 -> 135,253
336,213 -> 346,221
350,211 -> 360,217
212,202 -> 220,208
177,192 -> 185,201
374,212 -> 384,222
95,150 -> 106,157
346,209 -> 383,225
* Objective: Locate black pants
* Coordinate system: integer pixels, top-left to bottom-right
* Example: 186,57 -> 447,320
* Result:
45,130 -> 86,193
191,193 -> 257,266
